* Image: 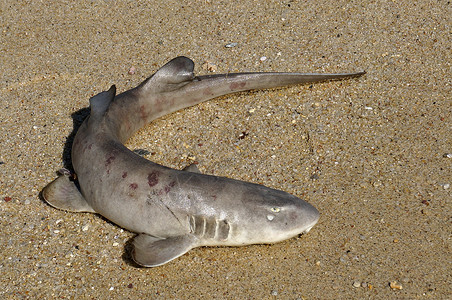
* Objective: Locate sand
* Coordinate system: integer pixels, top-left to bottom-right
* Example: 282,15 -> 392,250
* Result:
0,0 -> 450,298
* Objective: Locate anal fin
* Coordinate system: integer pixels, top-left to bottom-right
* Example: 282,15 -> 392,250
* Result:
132,234 -> 198,267
42,169 -> 95,213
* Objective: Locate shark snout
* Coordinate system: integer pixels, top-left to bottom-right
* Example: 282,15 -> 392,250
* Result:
303,221 -> 318,234
300,202 -> 320,234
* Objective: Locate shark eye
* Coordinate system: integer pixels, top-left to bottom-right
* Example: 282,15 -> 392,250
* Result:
270,207 -> 281,213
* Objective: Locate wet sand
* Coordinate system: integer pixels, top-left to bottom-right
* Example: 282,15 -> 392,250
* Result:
1,0 -> 450,298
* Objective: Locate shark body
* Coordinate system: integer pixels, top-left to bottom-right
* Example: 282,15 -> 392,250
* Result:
43,56 -> 364,267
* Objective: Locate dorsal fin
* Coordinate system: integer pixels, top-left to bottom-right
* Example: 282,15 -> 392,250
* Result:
138,56 -> 195,93
89,85 -> 116,118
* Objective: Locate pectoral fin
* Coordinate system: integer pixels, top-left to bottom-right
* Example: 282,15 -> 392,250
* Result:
132,233 -> 198,267
42,169 -> 95,213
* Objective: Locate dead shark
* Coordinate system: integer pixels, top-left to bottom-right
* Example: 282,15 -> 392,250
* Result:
42,56 -> 364,267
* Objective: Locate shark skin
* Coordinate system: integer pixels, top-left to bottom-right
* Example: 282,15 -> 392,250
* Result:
42,56 -> 365,267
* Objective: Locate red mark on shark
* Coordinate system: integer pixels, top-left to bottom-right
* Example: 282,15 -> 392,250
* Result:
147,171 -> 159,187
105,155 -> 116,166
139,105 -> 147,120
230,82 -> 246,90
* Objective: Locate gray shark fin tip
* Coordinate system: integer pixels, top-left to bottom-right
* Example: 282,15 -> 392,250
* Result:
89,85 -> 116,117
132,234 -> 197,267
141,56 -> 195,93
42,170 -> 95,213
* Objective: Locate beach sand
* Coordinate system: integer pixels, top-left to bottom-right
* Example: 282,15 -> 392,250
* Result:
1,0 -> 450,298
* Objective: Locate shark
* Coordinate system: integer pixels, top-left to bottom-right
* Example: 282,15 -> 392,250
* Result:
42,56 -> 364,267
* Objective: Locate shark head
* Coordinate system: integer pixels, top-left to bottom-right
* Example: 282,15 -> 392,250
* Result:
229,183 -> 320,245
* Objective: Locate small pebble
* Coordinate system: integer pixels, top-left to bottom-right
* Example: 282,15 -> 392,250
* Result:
260,56 -> 267,62
133,149 -> 150,156
310,173 -> 320,180
441,183 -> 450,190
55,219 -> 63,224
225,42 -> 238,48
202,61 -> 217,72
421,199 -> 430,206
442,153 -> 452,158
82,224 -> 89,231
271,290 -> 278,296
24,199 -> 30,205
128,67 -> 136,75
112,242 -> 119,247
353,281 -> 361,288
390,281 -> 403,290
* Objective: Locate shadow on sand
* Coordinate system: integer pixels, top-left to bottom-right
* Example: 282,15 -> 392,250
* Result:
61,107 -> 91,172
